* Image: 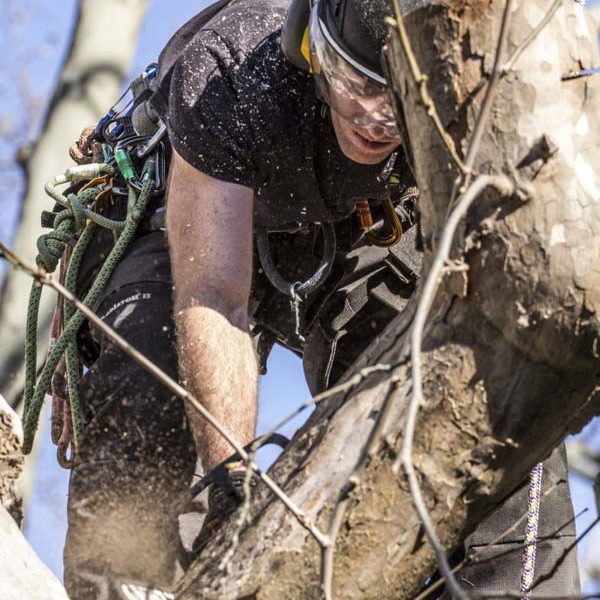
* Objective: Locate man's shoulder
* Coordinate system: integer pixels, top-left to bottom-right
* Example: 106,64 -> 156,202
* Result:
158,0 -> 312,121
159,0 -> 292,73
154,0 -> 318,188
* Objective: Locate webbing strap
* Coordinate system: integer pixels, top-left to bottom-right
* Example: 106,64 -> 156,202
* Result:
330,274 -> 376,333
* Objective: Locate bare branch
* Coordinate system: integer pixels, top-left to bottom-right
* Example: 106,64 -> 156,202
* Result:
251,363 -> 394,452
387,3 -> 467,174
0,240 -> 330,549
502,0 -> 562,75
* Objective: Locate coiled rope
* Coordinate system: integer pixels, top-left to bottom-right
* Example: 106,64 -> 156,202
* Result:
22,158 -> 156,454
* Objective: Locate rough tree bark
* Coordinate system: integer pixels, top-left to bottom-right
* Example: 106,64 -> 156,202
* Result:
0,0 -> 149,407
0,394 -> 23,523
176,1 -> 600,598
0,395 -> 68,599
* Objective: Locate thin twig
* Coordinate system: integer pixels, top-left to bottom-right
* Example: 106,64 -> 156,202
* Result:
252,363 -> 393,451
464,509 -> 590,571
392,174 -> 514,600
529,516 -> 600,591
387,2 -> 467,174
502,0 -> 562,75
217,450 -> 257,575
0,240 -> 330,549
476,593 -> 600,599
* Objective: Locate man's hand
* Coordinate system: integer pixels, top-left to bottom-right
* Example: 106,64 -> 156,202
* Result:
166,149 -> 257,472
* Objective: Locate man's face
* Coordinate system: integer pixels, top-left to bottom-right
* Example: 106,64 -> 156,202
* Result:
330,106 -> 402,165
326,80 -> 402,164
308,9 -> 401,164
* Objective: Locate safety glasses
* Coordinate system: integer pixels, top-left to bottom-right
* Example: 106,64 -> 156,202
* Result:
309,3 -> 401,140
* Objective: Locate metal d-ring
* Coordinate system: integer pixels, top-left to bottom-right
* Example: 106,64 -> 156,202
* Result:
255,222 -> 337,300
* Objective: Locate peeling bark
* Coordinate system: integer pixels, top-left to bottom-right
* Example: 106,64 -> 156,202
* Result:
174,2 -> 600,598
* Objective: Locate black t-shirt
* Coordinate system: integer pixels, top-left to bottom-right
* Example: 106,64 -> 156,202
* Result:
152,0 -> 415,231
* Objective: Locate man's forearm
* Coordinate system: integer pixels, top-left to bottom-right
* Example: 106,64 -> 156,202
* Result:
176,305 -> 258,472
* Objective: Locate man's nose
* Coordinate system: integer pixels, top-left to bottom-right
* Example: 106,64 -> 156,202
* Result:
362,123 -> 388,140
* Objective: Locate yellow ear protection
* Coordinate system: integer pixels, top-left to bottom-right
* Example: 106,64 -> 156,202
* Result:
281,0 -> 313,72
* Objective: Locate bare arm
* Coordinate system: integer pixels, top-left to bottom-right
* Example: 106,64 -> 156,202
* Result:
166,149 -> 257,472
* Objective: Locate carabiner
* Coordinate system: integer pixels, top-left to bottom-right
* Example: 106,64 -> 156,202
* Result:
355,196 -> 403,247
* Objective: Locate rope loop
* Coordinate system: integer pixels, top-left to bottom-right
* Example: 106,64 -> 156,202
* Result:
36,220 -> 72,272
256,222 -> 337,300
67,193 -> 88,232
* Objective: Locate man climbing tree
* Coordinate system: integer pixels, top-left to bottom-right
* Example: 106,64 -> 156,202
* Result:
16,0 -> 594,598
61,0 -> 421,593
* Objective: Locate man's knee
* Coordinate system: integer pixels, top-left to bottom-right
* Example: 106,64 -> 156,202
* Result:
65,476 -> 183,597
64,282 -> 195,597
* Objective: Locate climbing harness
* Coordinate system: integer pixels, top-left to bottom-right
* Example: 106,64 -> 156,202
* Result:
22,64 -> 167,460
255,187 -> 417,342
256,223 -> 337,341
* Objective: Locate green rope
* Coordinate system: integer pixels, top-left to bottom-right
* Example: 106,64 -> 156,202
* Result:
23,281 -> 42,421
63,222 -> 97,446
45,180 -> 127,233
22,160 -> 156,454
23,199 -> 96,420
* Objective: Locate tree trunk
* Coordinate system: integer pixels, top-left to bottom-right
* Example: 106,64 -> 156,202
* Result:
176,1 -> 600,598
0,394 -> 23,524
0,0 -> 150,408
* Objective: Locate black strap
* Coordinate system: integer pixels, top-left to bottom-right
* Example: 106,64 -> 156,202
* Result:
190,432 -> 290,498
256,223 -> 337,300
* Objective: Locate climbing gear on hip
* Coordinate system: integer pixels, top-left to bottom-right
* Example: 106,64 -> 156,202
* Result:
354,186 -> 418,248
355,196 -> 403,247
22,65 -> 167,459
22,157 -> 157,457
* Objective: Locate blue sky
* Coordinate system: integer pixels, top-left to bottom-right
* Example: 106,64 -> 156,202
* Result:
1,0 -> 599,591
